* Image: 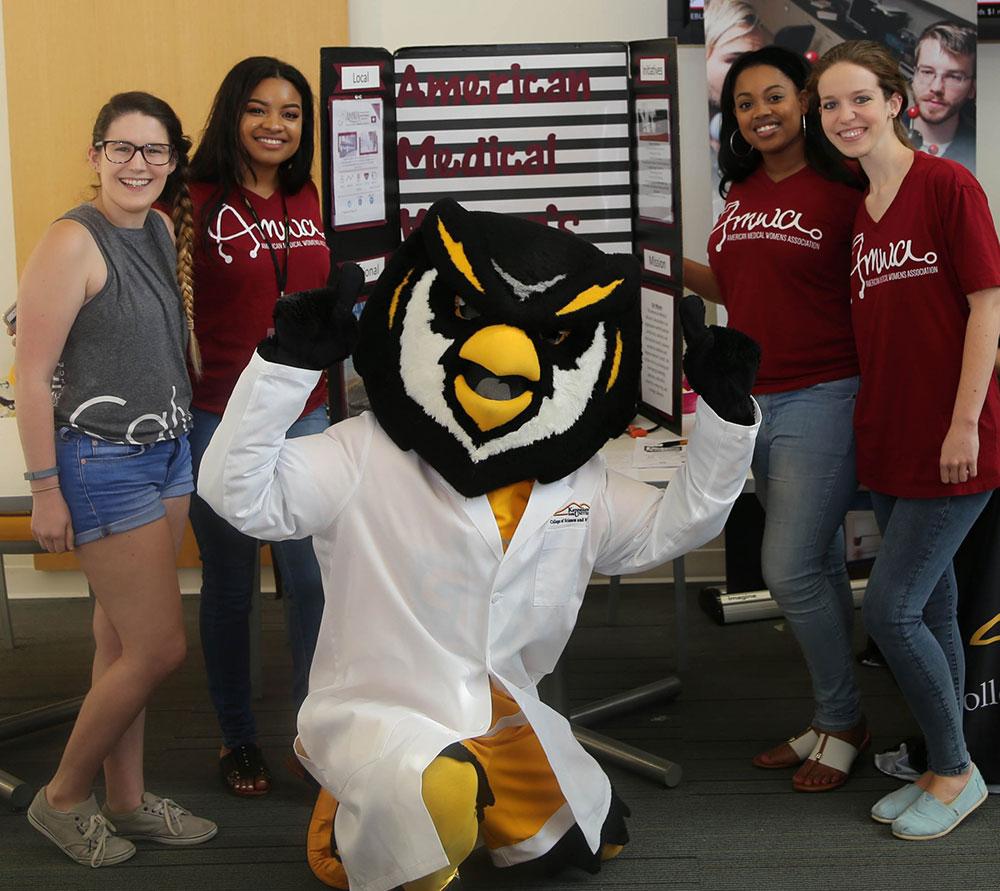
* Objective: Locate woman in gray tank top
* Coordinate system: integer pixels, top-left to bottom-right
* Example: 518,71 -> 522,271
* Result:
14,93 -> 217,867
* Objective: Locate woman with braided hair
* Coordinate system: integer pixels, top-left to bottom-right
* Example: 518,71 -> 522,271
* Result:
186,57 -> 331,797
15,91 -> 216,867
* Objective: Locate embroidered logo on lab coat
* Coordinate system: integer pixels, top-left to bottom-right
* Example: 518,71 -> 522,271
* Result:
549,502 -> 590,526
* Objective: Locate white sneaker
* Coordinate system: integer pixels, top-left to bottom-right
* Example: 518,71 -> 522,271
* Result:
102,792 -> 218,845
27,787 -> 136,867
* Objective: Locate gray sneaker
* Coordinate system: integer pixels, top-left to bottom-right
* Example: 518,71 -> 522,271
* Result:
102,792 -> 217,845
27,786 -> 136,868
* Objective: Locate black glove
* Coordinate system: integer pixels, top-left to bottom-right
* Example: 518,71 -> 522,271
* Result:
680,295 -> 760,426
257,263 -> 365,370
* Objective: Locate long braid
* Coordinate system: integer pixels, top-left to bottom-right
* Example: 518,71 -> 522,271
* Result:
173,181 -> 202,377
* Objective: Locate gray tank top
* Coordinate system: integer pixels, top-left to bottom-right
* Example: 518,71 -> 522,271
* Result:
54,204 -> 192,443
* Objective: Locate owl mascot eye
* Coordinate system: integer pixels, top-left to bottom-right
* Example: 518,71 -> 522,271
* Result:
355,198 -> 641,495
198,197 -> 759,891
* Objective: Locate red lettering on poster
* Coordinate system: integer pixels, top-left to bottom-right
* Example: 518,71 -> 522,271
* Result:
397,63 -> 591,107
398,134 -> 558,179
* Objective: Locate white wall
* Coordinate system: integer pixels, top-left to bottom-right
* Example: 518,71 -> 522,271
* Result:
978,43 -> 1000,221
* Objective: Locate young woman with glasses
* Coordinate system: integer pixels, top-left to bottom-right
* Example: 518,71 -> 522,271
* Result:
813,39 -> 1000,840
684,46 -> 871,792
185,57 -> 331,798
16,92 -> 216,867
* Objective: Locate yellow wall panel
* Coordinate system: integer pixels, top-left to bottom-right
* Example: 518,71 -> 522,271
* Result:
3,0 -> 348,273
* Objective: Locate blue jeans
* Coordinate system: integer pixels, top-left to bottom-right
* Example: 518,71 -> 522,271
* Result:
864,489 -> 991,776
753,376 -> 861,731
189,404 -> 328,749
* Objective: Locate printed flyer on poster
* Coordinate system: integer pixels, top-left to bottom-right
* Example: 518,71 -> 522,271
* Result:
635,95 -> 674,225
640,285 -> 675,419
330,97 -> 386,229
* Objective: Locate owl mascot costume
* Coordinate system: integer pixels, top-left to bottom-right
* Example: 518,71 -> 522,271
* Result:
199,199 -> 760,891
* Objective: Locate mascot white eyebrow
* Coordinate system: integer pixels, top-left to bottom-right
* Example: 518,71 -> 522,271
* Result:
199,198 -> 760,891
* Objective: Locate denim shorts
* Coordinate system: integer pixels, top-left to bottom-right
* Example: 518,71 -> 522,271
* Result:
54,427 -> 194,546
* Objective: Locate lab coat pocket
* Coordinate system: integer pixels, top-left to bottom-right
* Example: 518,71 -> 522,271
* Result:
533,523 -> 588,606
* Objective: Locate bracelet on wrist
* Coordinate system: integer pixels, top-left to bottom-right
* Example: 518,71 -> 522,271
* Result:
24,466 -> 59,481
30,482 -> 61,494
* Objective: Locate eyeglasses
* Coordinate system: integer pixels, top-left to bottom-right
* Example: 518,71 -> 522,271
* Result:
94,140 -> 176,165
912,66 -> 973,89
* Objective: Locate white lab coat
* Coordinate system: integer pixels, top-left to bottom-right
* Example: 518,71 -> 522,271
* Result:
199,352 -> 759,891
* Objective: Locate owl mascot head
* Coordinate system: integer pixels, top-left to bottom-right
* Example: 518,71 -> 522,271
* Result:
354,199 -> 641,496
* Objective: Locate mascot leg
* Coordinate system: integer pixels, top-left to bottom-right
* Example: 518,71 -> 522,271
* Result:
467,685 -> 630,875
402,753 -> 481,891
307,788 -> 348,889
307,746 -> 489,891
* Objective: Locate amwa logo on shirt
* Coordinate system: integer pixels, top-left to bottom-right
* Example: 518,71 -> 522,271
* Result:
208,203 -> 325,263
711,201 -> 824,251
851,233 -> 938,300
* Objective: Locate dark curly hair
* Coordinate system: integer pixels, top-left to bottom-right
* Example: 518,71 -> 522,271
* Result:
717,45 -> 862,198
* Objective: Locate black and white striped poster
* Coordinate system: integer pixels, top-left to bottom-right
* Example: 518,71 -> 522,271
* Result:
394,43 -> 633,254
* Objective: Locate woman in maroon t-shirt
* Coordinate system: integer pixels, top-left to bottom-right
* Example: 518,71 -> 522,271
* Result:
814,40 -> 1000,840
685,46 -> 870,792
186,58 -> 331,798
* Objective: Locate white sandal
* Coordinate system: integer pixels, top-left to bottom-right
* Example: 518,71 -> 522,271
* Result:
793,729 -> 871,792
752,728 -> 819,769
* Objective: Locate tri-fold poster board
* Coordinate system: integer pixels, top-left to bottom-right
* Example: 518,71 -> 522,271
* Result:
320,39 -> 683,432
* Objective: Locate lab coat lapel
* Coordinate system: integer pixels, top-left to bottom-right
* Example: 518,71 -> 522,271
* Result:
506,476 -> 575,559
452,487 -> 504,562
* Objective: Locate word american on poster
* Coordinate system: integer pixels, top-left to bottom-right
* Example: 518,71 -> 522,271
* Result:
394,45 -> 633,255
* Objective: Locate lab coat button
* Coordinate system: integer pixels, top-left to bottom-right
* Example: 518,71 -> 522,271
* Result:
491,592 -> 502,604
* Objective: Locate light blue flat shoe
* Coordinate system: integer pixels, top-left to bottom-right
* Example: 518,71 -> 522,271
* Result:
871,782 -> 923,824
891,765 -> 988,840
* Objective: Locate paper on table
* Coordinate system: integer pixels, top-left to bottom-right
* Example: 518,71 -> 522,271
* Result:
633,438 -> 686,469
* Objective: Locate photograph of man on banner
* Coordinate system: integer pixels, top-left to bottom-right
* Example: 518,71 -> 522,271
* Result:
905,20 -> 976,169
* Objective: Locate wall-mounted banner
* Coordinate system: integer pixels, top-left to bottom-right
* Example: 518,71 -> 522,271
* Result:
702,0 -> 977,218
330,96 -> 387,229
394,43 -> 632,254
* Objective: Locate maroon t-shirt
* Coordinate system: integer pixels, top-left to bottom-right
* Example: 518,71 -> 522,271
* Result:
850,152 -> 1000,498
708,165 -> 862,393
189,180 -> 331,415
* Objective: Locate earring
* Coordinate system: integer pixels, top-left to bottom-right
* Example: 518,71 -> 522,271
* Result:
728,129 -> 755,158
801,115 -> 807,136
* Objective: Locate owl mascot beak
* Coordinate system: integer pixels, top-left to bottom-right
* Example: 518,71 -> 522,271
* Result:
354,198 -> 642,496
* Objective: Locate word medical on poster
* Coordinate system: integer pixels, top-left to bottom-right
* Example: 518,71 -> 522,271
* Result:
393,44 -> 633,255
330,96 -> 387,229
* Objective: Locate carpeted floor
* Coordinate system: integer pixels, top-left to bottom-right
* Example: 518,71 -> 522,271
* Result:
1,583 -> 996,890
